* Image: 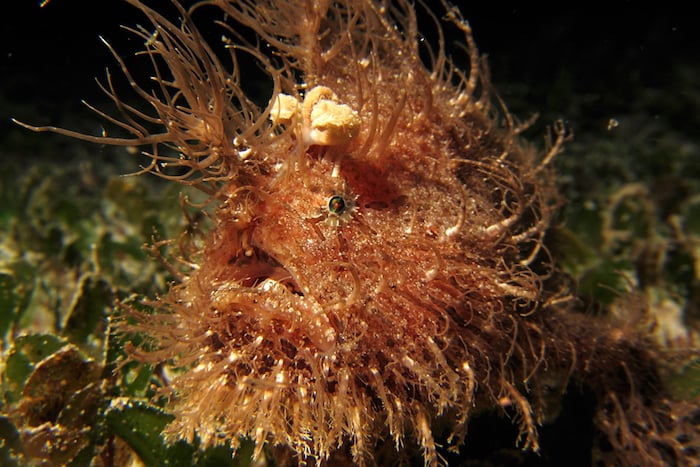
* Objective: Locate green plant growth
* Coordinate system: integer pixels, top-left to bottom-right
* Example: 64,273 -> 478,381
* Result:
0,159 -> 254,465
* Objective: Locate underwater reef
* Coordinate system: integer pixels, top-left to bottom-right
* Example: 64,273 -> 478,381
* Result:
1,1 -> 699,466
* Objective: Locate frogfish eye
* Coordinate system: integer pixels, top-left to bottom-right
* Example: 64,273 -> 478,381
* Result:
328,195 -> 346,215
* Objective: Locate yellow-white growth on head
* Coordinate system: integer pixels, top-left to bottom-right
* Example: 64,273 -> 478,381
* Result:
269,85 -> 360,146
269,93 -> 299,125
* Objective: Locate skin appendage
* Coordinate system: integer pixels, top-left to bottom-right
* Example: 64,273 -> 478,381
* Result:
14,1 -> 699,465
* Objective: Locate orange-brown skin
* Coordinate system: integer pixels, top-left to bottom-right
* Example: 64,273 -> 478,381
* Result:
16,0 -> 699,465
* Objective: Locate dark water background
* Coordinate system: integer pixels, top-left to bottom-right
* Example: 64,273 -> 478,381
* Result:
2,2 -> 698,151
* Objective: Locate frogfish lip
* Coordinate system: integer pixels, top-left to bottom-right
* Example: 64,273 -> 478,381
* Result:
228,246 -> 302,294
221,245 -> 338,352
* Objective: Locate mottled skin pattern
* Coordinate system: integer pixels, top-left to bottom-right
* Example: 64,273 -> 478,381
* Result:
17,0 -> 699,465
